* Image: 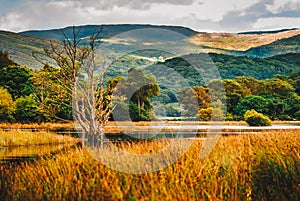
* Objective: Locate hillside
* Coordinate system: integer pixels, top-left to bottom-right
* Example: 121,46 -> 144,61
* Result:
242,34 -> 300,57
149,53 -> 300,87
1,24 -> 300,71
271,53 -> 300,66
0,31 -> 55,69
189,28 -> 300,52
20,24 -> 198,41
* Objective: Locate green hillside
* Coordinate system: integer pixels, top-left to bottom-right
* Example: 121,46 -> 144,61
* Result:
1,24 -> 300,74
150,53 -> 300,87
0,31 -> 55,69
242,35 -> 300,57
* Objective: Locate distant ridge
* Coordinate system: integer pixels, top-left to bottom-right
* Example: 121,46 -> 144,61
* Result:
238,28 -> 298,35
1,24 -> 300,69
20,24 -> 199,41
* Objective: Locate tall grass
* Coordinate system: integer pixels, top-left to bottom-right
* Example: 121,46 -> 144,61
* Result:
0,122 -> 76,130
0,130 -> 77,146
0,130 -> 299,200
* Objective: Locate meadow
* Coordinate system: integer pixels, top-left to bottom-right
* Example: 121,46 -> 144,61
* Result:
0,129 -> 299,201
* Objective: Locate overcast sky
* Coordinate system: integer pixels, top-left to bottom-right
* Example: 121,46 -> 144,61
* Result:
1,0 -> 300,33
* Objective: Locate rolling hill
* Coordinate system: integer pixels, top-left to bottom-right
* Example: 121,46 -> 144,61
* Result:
189,28 -> 300,52
0,31 -> 55,69
241,34 -> 300,57
0,24 -> 300,73
148,53 -> 300,87
20,24 -> 198,41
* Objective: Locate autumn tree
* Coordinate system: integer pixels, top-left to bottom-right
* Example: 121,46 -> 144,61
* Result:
178,86 -> 210,116
31,65 -> 71,121
0,87 -> 14,122
223,79 -> 250,114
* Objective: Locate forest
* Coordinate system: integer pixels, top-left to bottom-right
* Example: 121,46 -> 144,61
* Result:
0,49 -> 299,124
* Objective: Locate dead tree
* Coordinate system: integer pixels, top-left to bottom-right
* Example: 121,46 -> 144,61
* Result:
41,26 -> 114,145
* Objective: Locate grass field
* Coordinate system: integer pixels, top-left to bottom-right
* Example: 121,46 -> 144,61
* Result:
0,129 -> 299,200
0,130 -> 77,147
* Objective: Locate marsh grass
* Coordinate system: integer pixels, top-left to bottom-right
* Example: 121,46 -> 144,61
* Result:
0,130 -> 299,200
0,122 -> 76,130
0,130 -> 77,147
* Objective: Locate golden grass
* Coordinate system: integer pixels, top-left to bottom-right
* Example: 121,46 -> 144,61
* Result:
0,130 -> 77,147
0,130 -> 299,200
0,122 -> 76,130
189,28 -> 300,51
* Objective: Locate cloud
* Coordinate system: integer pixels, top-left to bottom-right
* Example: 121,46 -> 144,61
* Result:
0,12 -> 29,32
217,0 -> 274,31
0,0 -> 300,33
253,17 -> 300,30
266,0 -> 300,13
67,0 -> 196,10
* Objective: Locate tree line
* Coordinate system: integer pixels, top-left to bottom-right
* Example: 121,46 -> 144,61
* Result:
177,73 -> 300,121
0,50 -> 160,123
0,48 -> 299,123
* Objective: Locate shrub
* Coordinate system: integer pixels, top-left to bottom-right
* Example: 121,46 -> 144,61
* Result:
244,109 -> 272,126
199,107 -> 224,121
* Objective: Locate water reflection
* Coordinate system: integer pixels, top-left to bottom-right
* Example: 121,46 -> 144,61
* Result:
0,143 -> 78,165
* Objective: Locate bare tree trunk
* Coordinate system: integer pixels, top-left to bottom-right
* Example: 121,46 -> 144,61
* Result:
37,26 -> 114,147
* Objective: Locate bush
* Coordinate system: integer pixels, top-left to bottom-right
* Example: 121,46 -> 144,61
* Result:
244,109 -> 272,126
199,107 -> 224,121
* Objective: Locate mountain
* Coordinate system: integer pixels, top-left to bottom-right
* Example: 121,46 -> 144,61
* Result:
20,24 -> 198,41
0,31 -> 55,69
238,28 -> 298,34
1,24 -> 300,70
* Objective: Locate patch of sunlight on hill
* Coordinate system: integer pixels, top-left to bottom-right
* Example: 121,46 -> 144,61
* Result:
189,28 -> 300,51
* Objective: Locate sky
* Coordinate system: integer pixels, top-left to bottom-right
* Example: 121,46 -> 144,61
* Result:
0,0 -> 300,33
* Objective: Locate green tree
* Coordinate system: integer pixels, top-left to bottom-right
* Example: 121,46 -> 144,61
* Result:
0,65 -> 33,99
234,95 -> 270,119
0,87 -> 14,122
234,76 -> 260,95
223,79 -> 250,114
14,95 -> 41,123
284,93 -> 300,120
116,68 -> 160,121
165,106 -> 181,117
178,87 -> 200,116
258,78 -> 294,98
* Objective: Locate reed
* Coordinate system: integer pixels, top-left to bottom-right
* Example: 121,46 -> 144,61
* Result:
0,130 -> 77,147
0,130 -> 299,200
